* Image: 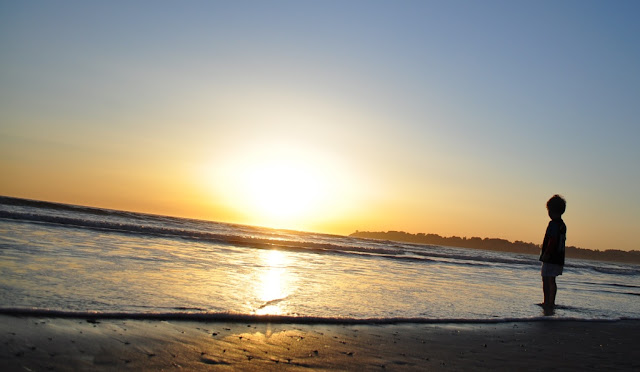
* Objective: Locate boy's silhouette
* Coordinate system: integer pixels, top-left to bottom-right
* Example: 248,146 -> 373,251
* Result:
540,194 -> 567,313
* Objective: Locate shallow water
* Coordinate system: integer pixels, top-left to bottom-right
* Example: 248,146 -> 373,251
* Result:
1,197 -> 638,322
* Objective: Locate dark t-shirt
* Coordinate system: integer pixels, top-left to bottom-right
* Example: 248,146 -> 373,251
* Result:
539,218 -> 566,266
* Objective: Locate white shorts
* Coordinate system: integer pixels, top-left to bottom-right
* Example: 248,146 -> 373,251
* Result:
541,262 -> 563,277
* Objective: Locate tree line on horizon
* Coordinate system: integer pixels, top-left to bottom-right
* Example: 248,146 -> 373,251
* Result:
349,230 -> 640,264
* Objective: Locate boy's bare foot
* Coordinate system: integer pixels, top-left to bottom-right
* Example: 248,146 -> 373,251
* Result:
542,303 -> 555,316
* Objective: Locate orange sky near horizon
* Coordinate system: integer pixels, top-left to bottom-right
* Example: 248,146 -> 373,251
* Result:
0,137 -> 610,252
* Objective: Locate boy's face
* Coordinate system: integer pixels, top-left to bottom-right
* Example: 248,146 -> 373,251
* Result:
548,210 -> 561,219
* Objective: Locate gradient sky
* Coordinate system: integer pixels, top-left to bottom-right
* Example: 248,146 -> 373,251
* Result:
1,1 -> 639,251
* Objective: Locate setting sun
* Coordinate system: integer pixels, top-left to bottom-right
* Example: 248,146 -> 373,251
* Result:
242,159 -> 323,220
203,140 -> 360,231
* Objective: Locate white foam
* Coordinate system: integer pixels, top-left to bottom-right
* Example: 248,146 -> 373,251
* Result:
0,308 -> 636,324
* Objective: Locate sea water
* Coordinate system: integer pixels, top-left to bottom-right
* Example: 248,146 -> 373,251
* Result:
1,196 -> 638,323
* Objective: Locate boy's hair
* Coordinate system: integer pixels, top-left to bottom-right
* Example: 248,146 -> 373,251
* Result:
547,194 -> 566,215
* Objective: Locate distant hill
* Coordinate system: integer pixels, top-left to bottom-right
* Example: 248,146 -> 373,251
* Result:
350,230 -> 640,264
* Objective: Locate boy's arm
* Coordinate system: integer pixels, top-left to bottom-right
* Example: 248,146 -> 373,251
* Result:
540,223 -> 555,261
541,239 -> 555,261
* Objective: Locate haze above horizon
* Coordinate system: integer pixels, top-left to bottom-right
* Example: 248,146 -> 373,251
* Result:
1,1 -> 639,251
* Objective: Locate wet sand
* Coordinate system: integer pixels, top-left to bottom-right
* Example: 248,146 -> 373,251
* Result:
1,315 -> 638,371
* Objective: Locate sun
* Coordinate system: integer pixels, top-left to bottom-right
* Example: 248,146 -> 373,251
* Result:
206,142 -> 342,229
243,159 -> 323,220
202,139 -> 363,231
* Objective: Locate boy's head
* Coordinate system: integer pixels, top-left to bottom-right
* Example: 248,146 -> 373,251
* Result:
547,194 -> 566,218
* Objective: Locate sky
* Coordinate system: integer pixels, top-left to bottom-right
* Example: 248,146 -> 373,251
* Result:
1,1 -> 639,252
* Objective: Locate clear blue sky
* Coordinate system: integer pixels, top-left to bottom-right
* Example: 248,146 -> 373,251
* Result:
1,1 -> 639,251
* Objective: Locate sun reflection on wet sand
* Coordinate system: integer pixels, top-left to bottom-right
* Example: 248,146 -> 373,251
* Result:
255,250 -> 291,315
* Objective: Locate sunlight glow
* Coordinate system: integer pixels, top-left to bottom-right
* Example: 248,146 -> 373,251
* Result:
205,140 -> 359,231
243,159 -> 322,220
255,249 -> 289,315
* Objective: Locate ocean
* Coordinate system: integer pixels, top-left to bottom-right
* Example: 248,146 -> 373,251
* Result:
1,196 -> 638,323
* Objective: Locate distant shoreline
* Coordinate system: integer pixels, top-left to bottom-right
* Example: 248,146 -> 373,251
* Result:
350,230 -> 640,265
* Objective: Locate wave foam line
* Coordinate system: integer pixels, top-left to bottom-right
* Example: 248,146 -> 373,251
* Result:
1,308 -> 636,324
0,210 -> 433,261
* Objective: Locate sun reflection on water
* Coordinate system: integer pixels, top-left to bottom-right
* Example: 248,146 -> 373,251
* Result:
255,249 -> 291,315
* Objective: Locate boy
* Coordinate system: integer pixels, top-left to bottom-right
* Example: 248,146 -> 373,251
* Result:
540,194 -> 567,311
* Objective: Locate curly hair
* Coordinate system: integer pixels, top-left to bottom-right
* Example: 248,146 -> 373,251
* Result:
547,194 -> 566,215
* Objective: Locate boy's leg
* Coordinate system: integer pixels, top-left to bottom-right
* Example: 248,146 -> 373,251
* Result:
542,277 -> 549,306
549,277 -> 557,306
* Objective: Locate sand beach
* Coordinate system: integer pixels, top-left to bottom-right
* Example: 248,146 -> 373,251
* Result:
1,315 -> 638,371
